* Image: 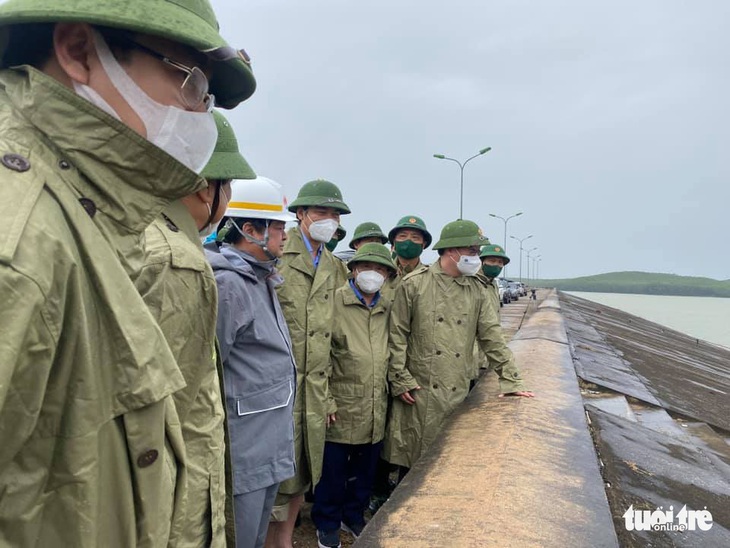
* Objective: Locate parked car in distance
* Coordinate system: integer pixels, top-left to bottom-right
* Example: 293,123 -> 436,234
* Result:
507,281 -> 521,301
498,278 -> 511,304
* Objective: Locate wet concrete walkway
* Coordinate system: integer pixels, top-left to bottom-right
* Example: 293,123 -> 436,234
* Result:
357,290 -> 618,547
357,290 -> 730,547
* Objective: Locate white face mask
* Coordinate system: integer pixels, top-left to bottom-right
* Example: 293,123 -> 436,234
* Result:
73,82 -> 120,119
356,270 -> 385,294
307,216 -> 339,243
198,204 -> 217,241
78,31 -> 217,174
455,254 -> 482,276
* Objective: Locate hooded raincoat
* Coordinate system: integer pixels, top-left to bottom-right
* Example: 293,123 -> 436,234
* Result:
326,282 -> 390,445
206,245 -> 296,493
135,201 -> 227,547
275,227 -> 346,491
0,67 -> 202,546
383,261 -> 524,468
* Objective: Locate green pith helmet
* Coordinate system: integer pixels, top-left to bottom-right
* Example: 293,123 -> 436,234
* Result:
388,215 -> 433,248
201,110 -> 255,180
288,179 -> 351,214
0,0 -> 255,108
349,222 -> 388,249
432,219 -> 490,250
480,244 -> 511,265
347,242 -> 397,274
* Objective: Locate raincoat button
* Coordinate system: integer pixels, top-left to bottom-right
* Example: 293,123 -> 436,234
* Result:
325,332 -> 330,338
455,353 -> 461,358
319,371 -> 325,376
58,160 -> 71,170
437,317 -> 443,322
137,449 -> 158,468
78,198 -> 96,218
324,294 -> 329,300
395,373 -> 400,378
433,384 -> 438,389
452,387 -> 457,392
309,331 -> 315,337
2,153 -> 30,172
436,350 -> 441,355
457,319 -> 462,325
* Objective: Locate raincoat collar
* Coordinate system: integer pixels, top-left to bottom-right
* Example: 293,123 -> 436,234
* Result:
1,67 -> 206,234
162,201 -> 202,250
347,278 -> 381,309
283,227 -> 316,278
431,259 -> 472,288
220,245 -> 283,285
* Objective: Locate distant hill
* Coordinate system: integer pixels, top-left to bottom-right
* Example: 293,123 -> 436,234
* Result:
536,271 -> 730,298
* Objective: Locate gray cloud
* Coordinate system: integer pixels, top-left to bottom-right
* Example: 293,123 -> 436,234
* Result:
211,0 -> 729,279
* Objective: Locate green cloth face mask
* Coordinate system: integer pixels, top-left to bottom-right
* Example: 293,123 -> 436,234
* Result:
481,264 -> 503,278
325,238 -> 339,252
394,240 -> 423,260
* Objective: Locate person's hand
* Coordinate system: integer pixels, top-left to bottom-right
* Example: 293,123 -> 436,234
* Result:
499,391 -> 535,398
326,413 -> 337,427
398,386 -> 421,405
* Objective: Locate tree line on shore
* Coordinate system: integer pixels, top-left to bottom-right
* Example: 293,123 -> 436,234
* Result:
534,271 -> 730,298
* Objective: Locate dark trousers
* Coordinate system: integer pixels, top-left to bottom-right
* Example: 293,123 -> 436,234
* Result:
371,457 -> 393,497
312,441 -> 383,532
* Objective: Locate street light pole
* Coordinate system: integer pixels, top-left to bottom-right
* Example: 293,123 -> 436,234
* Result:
488,212 -> 522,249
525,247 -> 537,281
510,234 -> 533,282
434,147 -> 492,219
488,212 -> 522,278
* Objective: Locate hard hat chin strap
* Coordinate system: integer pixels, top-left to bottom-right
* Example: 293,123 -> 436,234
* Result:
231,219 -> 277,261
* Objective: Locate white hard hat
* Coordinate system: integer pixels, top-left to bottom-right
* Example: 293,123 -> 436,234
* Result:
226,176 -> 296,222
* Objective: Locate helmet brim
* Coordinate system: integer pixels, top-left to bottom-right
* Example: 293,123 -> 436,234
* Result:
0,1 -> 256,108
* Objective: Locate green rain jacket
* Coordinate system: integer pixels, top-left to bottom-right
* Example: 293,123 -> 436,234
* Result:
469,274 -> 502,380
383,261 -> 524,468
326,282 -> 390,445
381,259 -> 426,307
0,67 -> 203,546
275,227 -> 346,491
136,201 -> 227,547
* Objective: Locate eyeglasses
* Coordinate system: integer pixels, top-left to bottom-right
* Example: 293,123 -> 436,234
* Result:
123,39 -> 214,112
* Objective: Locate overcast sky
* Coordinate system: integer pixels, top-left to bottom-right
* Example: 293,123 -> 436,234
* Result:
211,0 -> 728,280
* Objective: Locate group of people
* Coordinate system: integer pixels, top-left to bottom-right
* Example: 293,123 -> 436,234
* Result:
0,1 -> 532,548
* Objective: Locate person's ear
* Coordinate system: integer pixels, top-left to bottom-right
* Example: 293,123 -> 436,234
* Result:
53,23 -> 96,85
197,181 -> 218,205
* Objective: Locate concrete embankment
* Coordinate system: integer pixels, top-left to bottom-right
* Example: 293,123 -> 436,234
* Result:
357,289 -> 730,547
357,289 -> 618,547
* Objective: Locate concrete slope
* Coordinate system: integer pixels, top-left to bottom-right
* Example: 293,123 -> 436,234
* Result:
357,290 -> 617,547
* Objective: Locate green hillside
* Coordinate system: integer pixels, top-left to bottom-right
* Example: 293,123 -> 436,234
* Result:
535,271 -> 730,298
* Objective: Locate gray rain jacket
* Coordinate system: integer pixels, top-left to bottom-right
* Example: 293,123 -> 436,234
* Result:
207,245 -> 296,495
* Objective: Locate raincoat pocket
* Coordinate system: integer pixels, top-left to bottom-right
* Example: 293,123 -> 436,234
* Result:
236,379 -> 293,416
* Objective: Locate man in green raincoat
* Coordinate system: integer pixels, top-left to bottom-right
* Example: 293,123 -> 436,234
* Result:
348,222 -> 388,251
384,220 -> 533,472
387,215 -> 433,282
271,179 -> 351,547
311,243 -> 397,548
0,2 -> 254,545
136,111 -> 256,547
480,243 -> 510,311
